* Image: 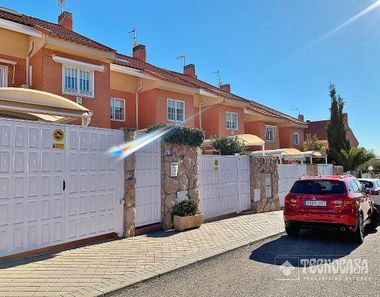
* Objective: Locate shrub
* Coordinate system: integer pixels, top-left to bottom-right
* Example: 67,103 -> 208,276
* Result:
211,136 -> 246,155
173,200 -> 199,217
147,123 -> 204,147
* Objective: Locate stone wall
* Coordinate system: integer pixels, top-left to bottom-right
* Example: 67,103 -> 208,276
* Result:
333,166 -> 344,175
306,164 -> 318,176
250,156 -> 280,213
161,142 -> 200,230
123,130 -> 136,237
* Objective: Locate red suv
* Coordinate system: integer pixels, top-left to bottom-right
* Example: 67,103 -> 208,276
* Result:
284,175 -> 379,243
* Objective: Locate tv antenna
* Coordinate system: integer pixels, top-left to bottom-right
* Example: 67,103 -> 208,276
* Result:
176,55 -> 186,68
291,108 -> 301,116
57,0 -> 65,14
211,70 -> 221,87
129,28 -> 137,47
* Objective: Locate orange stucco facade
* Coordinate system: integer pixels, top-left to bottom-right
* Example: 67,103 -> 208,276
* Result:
201,104 -> 245,139
245,121 -> 280,150
138,89 -> 196,129
279,127 -> 305,150
0,18 -> 308,144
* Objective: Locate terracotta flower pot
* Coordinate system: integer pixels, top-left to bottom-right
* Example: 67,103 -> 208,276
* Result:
173,214 -> 204,231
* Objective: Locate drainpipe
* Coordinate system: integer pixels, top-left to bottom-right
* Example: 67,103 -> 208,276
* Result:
199,97 -> 207,130
135,80 -> 143,129
25,41 -> 35,88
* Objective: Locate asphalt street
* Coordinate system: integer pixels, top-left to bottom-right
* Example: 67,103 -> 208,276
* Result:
110,226 -> 380,297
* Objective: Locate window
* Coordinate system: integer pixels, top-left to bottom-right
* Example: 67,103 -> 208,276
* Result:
265,174 -> 272,198
265,126 -> 276,142
110,98 -> 125,121
0,65 -> 8,87
167,99 -> 185,123
63,65 -> 94,97
292,132 -> 300,145
290,180 -> 347,195
226,112 -> 238,130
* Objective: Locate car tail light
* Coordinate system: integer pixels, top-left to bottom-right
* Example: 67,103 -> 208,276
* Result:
343,198 -> 354,206
372,190 -> 380,195
333,200 -> 343,207
285,195 -> 298,208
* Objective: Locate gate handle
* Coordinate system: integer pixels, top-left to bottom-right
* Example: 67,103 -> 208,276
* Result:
63,180 -> 66,191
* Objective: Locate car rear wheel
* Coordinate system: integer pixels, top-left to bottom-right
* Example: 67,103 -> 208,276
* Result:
369,207 -> 379,229
352,213 -> 364,244
285,225 -> 299,237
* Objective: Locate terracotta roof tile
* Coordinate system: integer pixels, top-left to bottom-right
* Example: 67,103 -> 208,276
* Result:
0,9 -> 114,52
115,53 -> 305,126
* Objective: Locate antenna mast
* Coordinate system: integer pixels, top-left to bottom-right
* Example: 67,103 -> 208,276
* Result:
129,28 -> 137,47
57,0 -> 65,14
176,55 -> 186,68
211,70 -> 221,87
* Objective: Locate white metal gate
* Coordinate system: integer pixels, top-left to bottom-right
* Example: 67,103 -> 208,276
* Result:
317,164 -> 333,176
135,140 -> 161,227
199,155 -> 251,219
278,164 -> 307,207
0,118 -> 124,257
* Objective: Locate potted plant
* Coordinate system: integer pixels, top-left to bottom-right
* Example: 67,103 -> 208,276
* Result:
173,200 -> 204,231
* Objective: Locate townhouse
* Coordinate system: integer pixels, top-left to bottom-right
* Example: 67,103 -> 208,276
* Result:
0,6 -> 307,149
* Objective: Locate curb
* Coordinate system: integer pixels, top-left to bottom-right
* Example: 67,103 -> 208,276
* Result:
62,229 -> 285,297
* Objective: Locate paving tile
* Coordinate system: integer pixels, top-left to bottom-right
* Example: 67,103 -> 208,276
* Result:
0,211 -> 284,297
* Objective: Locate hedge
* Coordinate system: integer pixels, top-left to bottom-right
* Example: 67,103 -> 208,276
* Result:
147,123 -> 204,147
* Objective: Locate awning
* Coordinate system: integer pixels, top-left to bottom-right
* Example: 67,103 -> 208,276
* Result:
230,134 -> 265,146
0,87 -> 91,124
203,134 -> 265,147
302,150 -> 327,158
250,148 -> 305,161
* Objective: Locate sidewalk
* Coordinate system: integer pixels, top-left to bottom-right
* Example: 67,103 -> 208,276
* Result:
0,211 -> 284,297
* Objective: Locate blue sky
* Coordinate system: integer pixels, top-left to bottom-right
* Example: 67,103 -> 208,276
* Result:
2,0 -> 380,153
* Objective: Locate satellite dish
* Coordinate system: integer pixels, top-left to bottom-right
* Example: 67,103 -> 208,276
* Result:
368,166 -> 374,171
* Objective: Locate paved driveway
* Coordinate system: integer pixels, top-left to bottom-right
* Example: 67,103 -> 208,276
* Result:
112,228 -> 380,297
0,211 -> 284,297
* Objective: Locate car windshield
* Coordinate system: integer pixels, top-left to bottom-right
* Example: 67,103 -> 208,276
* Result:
359,180 -> 374,189
290,180 -> 347,195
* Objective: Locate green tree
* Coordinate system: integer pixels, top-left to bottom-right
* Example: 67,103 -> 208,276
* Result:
303,134 -> 326,152
211,136 -> 246,155
338,147 -> 375,172
327,84 -> 350,163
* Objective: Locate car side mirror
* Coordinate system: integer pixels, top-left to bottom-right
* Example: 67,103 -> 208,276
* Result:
365,188 -> 371,195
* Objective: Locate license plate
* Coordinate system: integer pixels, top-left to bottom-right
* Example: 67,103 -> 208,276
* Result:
304,200 -> 327,207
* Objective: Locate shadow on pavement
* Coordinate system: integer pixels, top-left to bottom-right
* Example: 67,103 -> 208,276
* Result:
250,229 -> 361,267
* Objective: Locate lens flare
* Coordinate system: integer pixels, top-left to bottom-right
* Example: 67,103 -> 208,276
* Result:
107,98 -> 222,161
107,125 -> 175,161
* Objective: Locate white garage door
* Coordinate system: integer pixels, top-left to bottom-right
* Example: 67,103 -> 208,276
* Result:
135,139 -> 161,227
0,118 -> 124,258
199,155 -> 251,219
278,164 -> 307,207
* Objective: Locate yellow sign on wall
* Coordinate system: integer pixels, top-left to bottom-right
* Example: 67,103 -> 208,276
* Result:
52,129 -> 64,142
214,159 -> 219,171
52,143 -> 65,150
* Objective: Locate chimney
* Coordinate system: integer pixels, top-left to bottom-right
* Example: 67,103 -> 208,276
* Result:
133,44 -> 146,62
298,114 -> 304,122
184,64 -> 196,78
342,113 -> 348,124
220,84 -> 230,93
58,11 -> 73,31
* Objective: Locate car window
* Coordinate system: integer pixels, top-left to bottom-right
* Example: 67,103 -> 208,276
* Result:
290,180 -> 347,195
354,179 -> 365,192
350,180 -> 360,193
359,180 -> 373,189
